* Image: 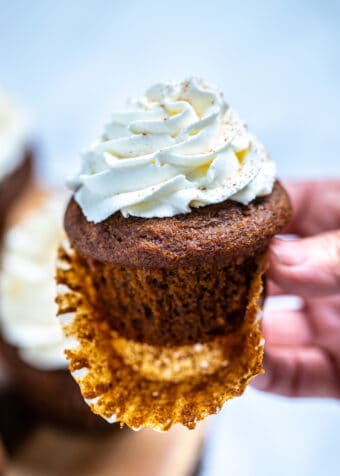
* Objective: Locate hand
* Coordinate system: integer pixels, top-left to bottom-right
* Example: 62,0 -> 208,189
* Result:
252,180 -> 340,398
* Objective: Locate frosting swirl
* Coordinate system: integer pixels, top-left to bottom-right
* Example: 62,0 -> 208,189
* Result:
0,196 -> 68,370
70,78 -> 276,222
0,89 -> 29,180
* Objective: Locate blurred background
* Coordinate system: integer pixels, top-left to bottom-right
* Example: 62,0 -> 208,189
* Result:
1,1 -> 340,475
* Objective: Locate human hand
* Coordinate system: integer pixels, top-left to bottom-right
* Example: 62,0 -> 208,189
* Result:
252,180 -> 340,398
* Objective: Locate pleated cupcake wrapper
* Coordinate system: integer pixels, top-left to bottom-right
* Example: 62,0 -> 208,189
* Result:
56,239 -> 266,431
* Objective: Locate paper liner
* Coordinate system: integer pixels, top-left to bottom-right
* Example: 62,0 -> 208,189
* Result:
56,240 -> 266,431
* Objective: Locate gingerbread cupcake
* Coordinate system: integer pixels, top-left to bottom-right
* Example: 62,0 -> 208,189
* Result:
56,78 -> 291,430
0,191 -> 111,431
0,89 -> 32,235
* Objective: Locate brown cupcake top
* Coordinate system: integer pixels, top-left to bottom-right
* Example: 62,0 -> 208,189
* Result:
64,180 -> 291,268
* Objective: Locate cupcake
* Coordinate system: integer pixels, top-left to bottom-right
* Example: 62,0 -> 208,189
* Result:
0,89 -> 33,235
0,191 -> 111,431
56,78 -> 291,430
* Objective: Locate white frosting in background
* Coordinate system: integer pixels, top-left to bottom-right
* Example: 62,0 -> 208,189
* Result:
69,77 -> 276,222
0,197 -> 68,370
0,89 -> 30,180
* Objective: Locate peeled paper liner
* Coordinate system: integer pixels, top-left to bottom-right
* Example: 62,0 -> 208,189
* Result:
56,240 -> 266,431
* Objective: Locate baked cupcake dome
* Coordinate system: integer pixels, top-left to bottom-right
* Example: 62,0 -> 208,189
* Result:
0,90 -> 33,234
64,181 -> 290,346
0,152 -> 32,234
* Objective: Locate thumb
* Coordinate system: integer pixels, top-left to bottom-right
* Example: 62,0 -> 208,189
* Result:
269,232 -> 340,297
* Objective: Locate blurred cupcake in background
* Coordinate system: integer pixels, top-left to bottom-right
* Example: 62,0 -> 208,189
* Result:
0,89 -> 33,235
0,190 -> 111,431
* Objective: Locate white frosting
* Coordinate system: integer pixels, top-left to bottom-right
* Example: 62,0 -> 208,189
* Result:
0,89 -> 30,179
70,78 -> 276,222
0,197 -> 68,370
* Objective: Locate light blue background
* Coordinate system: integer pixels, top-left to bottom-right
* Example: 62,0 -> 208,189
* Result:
1,2 -> 339,475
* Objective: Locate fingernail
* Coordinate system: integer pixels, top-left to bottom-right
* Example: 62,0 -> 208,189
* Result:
270,238 -> 306,266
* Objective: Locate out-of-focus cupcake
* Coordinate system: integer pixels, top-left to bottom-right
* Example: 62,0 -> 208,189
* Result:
0,191 -> 112,431
0,89 -> 33,235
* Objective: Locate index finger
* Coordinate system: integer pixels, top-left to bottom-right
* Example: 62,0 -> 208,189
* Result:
282,180 -> 340,236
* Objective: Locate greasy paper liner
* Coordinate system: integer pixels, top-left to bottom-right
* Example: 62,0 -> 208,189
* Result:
56,240 -> 266,431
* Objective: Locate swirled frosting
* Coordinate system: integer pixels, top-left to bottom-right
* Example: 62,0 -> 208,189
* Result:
70,77 -> 276,222
0,197 -> 68,370
0,89 -> 29,180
